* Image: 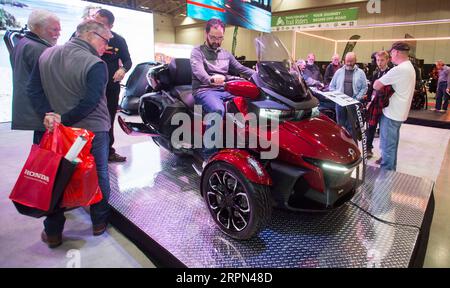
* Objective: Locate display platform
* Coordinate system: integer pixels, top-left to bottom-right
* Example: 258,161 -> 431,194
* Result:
406,109 -> 450,129
108,141 -> 434,268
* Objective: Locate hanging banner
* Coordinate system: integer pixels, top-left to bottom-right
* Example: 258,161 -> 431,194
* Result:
272,7 -> 358,31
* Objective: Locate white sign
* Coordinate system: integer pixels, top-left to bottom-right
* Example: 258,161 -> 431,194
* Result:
310,87 -> 360,107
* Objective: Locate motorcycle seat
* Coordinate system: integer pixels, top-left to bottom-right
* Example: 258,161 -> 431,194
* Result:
171,85 -> 195,110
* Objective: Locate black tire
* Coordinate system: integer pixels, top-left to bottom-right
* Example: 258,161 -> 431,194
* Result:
202,161 -> 272,240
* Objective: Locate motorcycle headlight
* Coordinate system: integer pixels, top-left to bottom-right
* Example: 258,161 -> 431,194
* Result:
259,108 -> 293,120
248,100 -> 293,121
321,163 -> 353,174
304,157 -> 356,174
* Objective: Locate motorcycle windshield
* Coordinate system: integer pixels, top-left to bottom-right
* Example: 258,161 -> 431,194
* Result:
254,34 -> 309,102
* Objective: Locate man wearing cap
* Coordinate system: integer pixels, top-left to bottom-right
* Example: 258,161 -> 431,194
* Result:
373,42 -> 416,171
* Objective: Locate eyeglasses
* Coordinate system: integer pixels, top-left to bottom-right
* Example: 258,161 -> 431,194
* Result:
208,34 -> 224,42
92,31 -> 109,45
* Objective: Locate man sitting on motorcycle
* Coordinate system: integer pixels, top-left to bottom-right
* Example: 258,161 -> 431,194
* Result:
190,18 -> 255,161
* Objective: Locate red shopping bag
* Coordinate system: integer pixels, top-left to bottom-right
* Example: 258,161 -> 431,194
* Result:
39,123 -> 103,208
9,145 -> 76,217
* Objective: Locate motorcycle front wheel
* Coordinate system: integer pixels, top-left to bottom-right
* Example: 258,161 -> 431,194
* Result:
202,161 -> 272,240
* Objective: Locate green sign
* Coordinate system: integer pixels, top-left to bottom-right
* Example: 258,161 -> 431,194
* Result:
272,8 -> 359,30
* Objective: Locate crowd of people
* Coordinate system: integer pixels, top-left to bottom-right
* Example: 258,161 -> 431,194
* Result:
296,44 -> 417,171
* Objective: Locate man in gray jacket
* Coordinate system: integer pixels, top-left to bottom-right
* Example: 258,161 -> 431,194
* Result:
329,52 -> 368,140
190,18 -> 255,161
10,9 -> 60,144
27,20 -> 113,248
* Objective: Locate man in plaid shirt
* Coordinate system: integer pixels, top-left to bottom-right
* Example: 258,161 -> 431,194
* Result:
366,51 -> 391,158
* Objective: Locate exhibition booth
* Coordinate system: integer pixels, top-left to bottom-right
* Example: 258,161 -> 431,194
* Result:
1,0 -> 448,268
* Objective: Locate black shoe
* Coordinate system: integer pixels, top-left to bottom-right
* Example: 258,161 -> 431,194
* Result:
41,231 -> 62,248
367,149 -> 373,159
108,153 -> 126,162
374,129 -> 380,138
375,157 -> 382,165
93,223 -> 108,236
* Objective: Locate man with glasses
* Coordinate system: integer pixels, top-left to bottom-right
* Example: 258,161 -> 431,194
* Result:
373,42 -> 416,171
27,20 -> 113,248
190,18 -> 255,162
93,9 -> 132,163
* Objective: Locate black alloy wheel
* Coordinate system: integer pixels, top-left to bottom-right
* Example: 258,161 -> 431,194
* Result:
202,161 -> 272,240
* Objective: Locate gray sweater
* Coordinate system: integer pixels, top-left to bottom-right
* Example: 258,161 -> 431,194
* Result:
190,44 -> 255,96
38,38 -> 110,132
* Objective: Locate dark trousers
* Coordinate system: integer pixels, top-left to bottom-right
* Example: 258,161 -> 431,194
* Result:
106,82 -> 121,156
435,81 -> 449,111
367,124 -> 377,151
44,132 -> 111,235
33,131 -> 45,145
336,104 -> 358,141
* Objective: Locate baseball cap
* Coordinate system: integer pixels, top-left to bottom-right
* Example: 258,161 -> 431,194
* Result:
389,41 -> 411,52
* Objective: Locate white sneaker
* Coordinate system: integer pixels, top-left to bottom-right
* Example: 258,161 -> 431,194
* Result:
438,109 -> 447,113
429,108 -> 437,111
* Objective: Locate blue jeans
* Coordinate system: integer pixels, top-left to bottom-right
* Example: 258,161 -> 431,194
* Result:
194,89 -> 233,160
336,104 -> 358,141
379,114 -> 403,171
435,81 -> 449,111
44,131 -> 111,235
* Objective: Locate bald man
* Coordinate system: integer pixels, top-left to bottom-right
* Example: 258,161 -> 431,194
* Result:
329,52 -> 368,140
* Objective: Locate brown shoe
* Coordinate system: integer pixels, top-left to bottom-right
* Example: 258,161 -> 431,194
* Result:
41,231 -> 62,248
375,157 -> 382,165
108,152 -> 126,162
93,223 -> 108,236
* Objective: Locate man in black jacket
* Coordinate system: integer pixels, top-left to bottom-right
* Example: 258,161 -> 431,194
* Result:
324,54 -> 342,85
93,9 -> 132,162
303,53 -> 323,87
10,9 -> 60,144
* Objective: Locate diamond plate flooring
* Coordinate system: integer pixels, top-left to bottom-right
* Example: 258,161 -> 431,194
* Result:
109,141 -> 433,268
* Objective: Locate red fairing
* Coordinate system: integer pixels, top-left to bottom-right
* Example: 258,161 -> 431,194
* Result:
206,149 -> 272,186
279,118 -> 360,165
233,97 -> 248,115
225,80 -> 260,99
249,117 -> 360,193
